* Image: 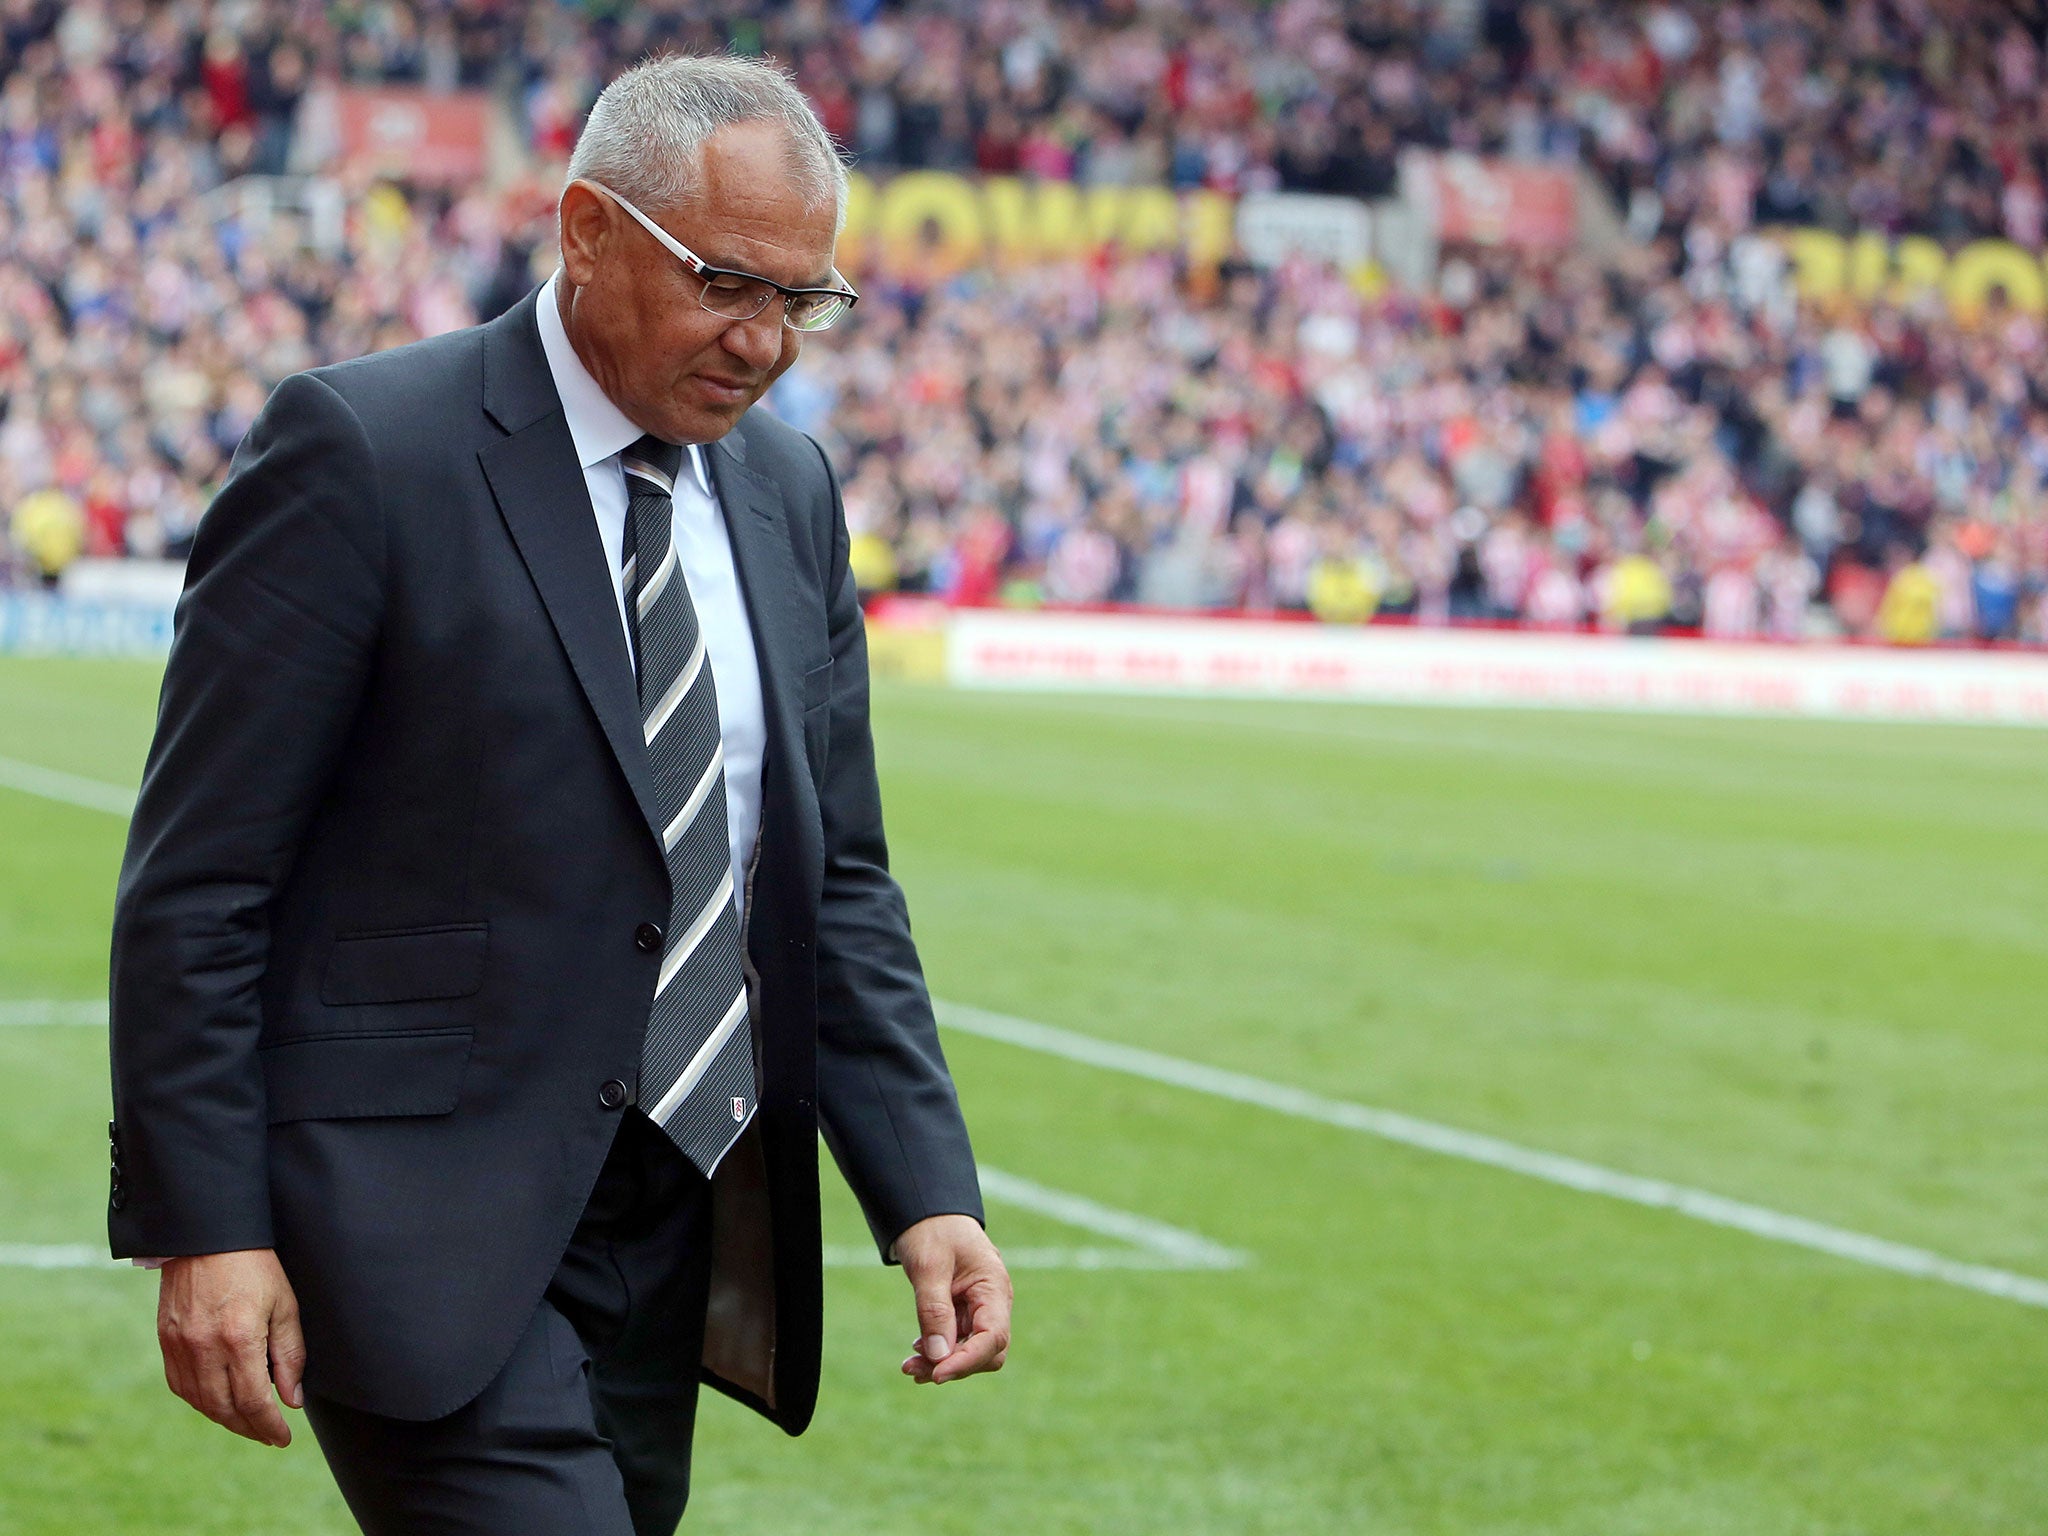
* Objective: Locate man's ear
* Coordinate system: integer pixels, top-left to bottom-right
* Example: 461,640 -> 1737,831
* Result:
558,181 -> 610,289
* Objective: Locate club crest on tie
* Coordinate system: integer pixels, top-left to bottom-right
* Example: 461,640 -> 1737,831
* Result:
732,1096 -> 747,1121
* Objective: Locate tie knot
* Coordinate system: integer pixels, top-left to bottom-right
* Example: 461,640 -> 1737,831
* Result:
623,434 -> 686,491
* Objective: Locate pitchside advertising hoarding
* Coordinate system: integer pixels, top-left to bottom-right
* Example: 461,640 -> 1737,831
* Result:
0,592 -> 173,656
870,605 -> 2048,729
4,561 -> 182,656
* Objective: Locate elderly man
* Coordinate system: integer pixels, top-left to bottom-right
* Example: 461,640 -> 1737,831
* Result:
108,53 -> 1010,1535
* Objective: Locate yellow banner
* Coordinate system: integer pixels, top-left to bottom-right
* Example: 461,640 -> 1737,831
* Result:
830,184 -> 2048,318
835,170 -> 1237,275
1778,228 -> 2048,319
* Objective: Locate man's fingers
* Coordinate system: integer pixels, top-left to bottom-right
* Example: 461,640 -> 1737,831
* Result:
160,1337 -> 195,1406
930,1326 -> 1003,1382
173,1343 -> 287,1444
931,1293 -> 1011,1382
903,1288 -> 1012,1384
225,1339 -> 292,1446
269,1298 -> 307,1412
202,1360 -> 265,1444
157,1316 -> 227,1427
168,1352 -> 260,1445
908,1267 -> 960,1361
901,1330 -> 1006,1384
967,1285 -> 1013,1344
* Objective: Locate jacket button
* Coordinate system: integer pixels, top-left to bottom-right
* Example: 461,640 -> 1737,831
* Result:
599,1079 -> 629,1110
634,923 -> 664,953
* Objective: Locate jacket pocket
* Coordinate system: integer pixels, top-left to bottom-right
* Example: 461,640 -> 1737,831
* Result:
261,1028 -> 473,1124
800,657 -> 833,712
801,659 -> 833,777
320,922 -> 489,1005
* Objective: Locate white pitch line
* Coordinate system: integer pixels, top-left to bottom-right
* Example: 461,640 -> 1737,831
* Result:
0,1244 -> 112,1270
977,1165 -> 1245,1269
823,1159 -> 1245,1272
936,999 -> 2048,1313
0,756 -> 137,816
0,1000 -> 106,1026
823,1245 -> 1224,1271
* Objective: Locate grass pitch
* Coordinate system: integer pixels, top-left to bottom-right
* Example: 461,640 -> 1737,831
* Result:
0,654 -> 2044,1534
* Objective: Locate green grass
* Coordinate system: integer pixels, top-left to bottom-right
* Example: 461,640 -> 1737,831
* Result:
2,655 -> 2045,1533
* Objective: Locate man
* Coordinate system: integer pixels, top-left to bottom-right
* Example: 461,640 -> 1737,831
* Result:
107,54 -> 1011,1534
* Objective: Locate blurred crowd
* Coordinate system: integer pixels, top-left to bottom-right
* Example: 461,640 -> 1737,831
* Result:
796,240 -> 2048,643
10,0 -> 2032,225
3,0 -> 2047,643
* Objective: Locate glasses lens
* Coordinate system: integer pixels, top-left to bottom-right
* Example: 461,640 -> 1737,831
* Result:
785,293 -> 850,332
698,276 -> 776,320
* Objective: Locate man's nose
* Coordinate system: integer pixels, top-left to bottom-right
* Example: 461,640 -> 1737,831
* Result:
722,304 -> 786,372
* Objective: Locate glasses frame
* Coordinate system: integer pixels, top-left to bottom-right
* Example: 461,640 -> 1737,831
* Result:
577,178 -> 858,333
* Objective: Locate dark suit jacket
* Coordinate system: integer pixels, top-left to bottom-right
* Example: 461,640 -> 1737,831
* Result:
107,288 -> 983,1431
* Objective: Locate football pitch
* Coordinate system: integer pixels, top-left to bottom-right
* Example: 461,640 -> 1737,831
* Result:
2,653 -> 2045,1534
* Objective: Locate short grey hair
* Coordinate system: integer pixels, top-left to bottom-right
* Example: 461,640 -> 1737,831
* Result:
565,53 -> 848,231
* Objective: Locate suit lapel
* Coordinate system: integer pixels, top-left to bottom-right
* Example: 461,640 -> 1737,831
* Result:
709,425 -> 806,816
477,294 -> 663,845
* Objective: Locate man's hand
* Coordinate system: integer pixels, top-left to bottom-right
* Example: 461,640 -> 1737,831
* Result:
894,1214 -> 1012,1385
156,1248 -> 306,1447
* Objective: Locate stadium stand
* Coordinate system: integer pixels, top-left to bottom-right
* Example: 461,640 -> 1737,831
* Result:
2,0 -> 2045,643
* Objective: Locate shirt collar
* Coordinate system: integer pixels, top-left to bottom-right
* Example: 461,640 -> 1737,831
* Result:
535,272 -> 713,497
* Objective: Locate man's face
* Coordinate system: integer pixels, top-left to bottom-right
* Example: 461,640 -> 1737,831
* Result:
557,120 -> 839,445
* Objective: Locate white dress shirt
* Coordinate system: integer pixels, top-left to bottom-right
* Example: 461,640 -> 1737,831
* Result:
535,272 -> 766,920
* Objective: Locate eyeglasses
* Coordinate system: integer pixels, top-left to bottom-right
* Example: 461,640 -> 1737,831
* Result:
577,179 -> 858,333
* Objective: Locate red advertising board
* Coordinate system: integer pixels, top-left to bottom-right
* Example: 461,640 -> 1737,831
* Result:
1405,152 -> 1578,250
333,87 -> 491,184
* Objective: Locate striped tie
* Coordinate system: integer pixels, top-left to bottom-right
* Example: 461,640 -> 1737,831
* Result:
619,435 -> 757,1177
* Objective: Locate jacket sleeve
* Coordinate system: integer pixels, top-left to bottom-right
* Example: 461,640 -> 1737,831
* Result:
805,436 -> 985,1258
108,371 -> 386,1259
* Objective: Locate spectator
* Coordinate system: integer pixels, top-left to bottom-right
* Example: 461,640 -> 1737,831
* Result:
1876,547 -> 1941,644
9,483 -> 82,586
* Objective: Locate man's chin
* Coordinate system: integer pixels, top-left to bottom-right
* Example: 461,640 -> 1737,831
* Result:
655,400 -> 749,446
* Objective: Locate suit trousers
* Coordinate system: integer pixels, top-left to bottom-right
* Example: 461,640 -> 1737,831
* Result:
305,1112 -> 715,1535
